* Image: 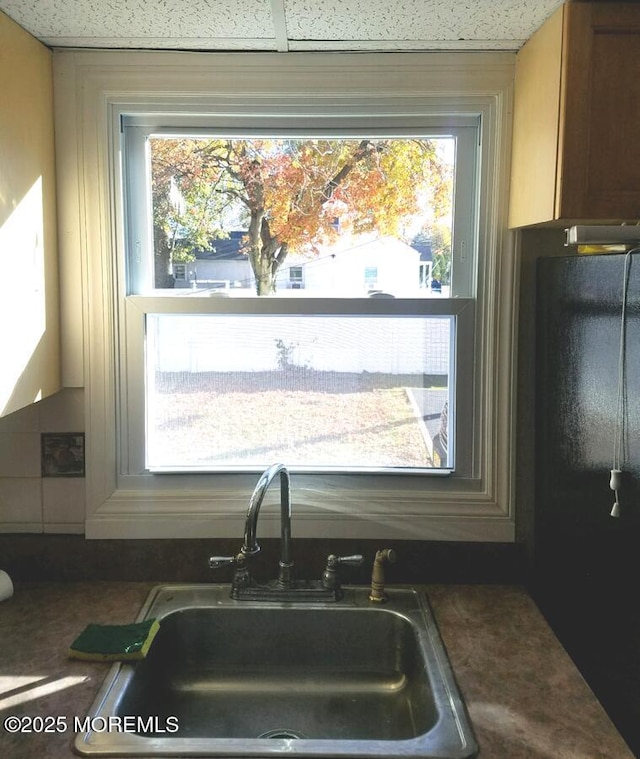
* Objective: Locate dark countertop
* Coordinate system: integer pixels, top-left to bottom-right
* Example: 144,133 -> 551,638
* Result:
0,582 -> 633,758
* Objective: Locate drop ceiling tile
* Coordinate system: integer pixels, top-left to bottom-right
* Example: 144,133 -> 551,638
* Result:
0,0 -> 275,42
283,0 -> 563,42
0,0 -> 565,53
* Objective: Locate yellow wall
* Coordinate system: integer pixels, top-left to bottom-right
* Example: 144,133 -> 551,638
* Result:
0,11 -> 60,417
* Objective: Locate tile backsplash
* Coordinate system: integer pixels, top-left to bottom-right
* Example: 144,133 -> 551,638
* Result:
0,389 -> 85,533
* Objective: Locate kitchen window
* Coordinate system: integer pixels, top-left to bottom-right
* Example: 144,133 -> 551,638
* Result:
54,51 -> 516,540
123,127 -> 476,475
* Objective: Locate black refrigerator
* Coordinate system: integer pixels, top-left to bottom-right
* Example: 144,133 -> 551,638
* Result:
535,253 -> 640,755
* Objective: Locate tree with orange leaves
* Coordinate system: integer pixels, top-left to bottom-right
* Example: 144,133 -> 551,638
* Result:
151,137 -> 451,294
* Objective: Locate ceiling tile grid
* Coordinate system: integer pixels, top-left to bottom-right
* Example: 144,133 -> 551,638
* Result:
0,0 -> 564,50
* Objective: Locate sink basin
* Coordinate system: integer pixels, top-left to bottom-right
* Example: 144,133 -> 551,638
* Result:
74,585 -> 477,758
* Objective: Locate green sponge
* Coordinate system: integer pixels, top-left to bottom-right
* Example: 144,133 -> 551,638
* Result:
68,619 -> 160,662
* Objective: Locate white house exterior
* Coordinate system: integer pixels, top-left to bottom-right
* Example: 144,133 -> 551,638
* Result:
281,235 -> 423,295
173,233 -> 428,296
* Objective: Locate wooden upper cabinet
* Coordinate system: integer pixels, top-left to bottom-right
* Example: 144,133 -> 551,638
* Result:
0,12 -> 61,417
509,2 -> 640,228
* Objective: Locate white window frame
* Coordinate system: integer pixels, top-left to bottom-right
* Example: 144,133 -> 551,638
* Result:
419,262 -> 432,289
364,266 -> 379,290
172,263 -> 187,281
288,266 -> 303,288
54,51 -> 517,541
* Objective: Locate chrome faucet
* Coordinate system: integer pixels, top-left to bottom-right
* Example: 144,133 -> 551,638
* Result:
209,463 -> 362,601
242,463 -> 294,588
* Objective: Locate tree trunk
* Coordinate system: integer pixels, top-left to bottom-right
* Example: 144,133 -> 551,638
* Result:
153,223 -> 175,289
254,253 -> 276,295
247,211 -> 288,295
244,142 -> 375,294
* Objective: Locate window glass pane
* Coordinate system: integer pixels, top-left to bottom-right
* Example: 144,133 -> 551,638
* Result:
148,137 -> 454,297
145,313 -> 453,471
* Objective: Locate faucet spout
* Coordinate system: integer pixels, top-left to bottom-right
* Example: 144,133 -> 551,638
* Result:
242,463 -> 293,587
209,462 -> 361,600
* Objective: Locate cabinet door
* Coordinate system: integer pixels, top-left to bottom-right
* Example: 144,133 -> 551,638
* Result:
509,6 -> 564,228
559,3 -> 640,220
0,13 -> 61,417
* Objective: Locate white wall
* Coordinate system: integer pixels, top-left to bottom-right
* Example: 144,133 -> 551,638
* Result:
150,314 -> 451,375
175,259 -> 254,289
298,237 -> 421,295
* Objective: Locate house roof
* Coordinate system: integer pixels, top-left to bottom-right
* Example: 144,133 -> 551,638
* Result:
411,240 -> 433,262
189,231 -> 429,264
193,231 -> 247,261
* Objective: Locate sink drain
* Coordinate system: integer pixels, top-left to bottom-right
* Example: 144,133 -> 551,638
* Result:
258,729 -> 306,740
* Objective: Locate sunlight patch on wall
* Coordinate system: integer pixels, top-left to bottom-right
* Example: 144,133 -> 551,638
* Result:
0,176 -> 46,413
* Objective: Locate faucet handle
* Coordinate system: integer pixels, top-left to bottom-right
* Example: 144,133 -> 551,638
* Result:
209,555 -> 238,569
210,553 -> 252,595
322,553 -> 364,592
330,554 -> 364,567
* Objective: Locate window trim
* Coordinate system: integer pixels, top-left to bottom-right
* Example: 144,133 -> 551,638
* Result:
53,50 -> 517,541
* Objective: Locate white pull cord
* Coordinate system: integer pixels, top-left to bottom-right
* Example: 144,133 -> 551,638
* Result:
610,250 -> 637,517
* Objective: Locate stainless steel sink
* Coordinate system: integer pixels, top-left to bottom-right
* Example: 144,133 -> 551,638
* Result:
74,584 -> 477,758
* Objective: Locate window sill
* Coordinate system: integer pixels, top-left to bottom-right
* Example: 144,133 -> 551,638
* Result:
85,480 -> 515,542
